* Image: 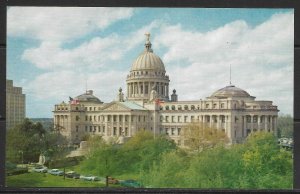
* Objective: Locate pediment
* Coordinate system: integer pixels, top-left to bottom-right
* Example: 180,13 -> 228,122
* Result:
102,102 -> 130,111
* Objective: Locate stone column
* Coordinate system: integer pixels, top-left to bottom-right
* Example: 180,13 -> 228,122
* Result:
166,85 -> 169,97
243,116 -> 247,137
270,116 -> 273,132
111,114 -> 114,136
258,115 -> 261,131
250,115 -> 254,132
265,116 -> 268,131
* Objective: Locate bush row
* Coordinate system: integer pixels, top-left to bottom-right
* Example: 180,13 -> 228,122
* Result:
46,156 -> 85,168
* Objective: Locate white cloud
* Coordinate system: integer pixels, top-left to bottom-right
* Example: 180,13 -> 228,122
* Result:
21,20 -> 161,71
25,70 -> 127,103
155,12 -> 293,115
8,7 -> 134,42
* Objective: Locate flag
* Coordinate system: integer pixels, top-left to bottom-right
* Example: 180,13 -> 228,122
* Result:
155,99 -> 164,106
71,99 -> 80,105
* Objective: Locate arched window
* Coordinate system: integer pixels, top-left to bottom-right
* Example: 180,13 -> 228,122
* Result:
184,105 -> 188,110
171,105 -> 176,110
165,106 -> 169,110
191,105 -> 195,110
178,106 -> 182,110
213,104 -> 217,108
206,104 -> 209,109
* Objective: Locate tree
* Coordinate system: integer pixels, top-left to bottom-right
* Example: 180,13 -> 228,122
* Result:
277,114 -> 293,138
6,118 -> 68,164
181,122 -> 228,152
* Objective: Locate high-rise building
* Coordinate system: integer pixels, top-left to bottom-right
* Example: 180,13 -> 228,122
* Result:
53,33 -> 279,145
6,79 -> 26,130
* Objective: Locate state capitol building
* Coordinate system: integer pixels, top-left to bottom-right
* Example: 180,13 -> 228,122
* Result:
53,33 -> 279,145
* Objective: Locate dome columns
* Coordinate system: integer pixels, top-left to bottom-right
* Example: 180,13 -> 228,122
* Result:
127,80 -> 169,100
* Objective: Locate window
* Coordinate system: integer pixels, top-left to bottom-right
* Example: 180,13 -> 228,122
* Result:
103,126 -> 105,133
184,116 -> 188,122
165,128 -> 169,135
221,103 -> 224,108
172,116 -> 175,122
94,116 -> 96,121
171,128 -> 175,135
85,107 -> 87,111
191,105 -> 195,110
76,126 -> 79,132
213,104 -> 217,108
184,105 -> 188,110
165,106 -> 169,110
94,126 -> 97,131
76,116 -> 80,121
107,115 -> 111,122
191,116 -> 194,122
178,116 -> 181,123
89,116 -> 92,121
94,107 -> 96,111
247,116 -> 251,123
76,107 -> 79,111
125,127 -> 128,136
171,105 -> 176,110
166,116 -> 169,122
178,128 -> 181,135
89,107 -> 92,111
90,126 -> 93,132
160,116 -> 163,122
253,116 -> 258,123
85,116 -> 88,121
113,115 -> 117,122
85,126 -> 88,132
206,104 -> 209,109
98,126 -> 101,132
178,106 -> 182,110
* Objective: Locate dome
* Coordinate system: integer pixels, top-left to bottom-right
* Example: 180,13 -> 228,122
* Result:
131,52 -> 165,72
211,85 -> 251,98
130,32 -> 165,72
74,90 -> 102,103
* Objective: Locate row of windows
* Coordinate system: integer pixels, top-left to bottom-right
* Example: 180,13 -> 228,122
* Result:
57,107 -> 68,111
161,115 -> 227,123
162,127 -> 181,136
76,125 -> 106,133
81,115 -> 147,122
162,103 -> 230,111
131,71 -> 165,76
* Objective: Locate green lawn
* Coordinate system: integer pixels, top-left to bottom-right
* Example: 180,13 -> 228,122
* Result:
6,172 -> 112,187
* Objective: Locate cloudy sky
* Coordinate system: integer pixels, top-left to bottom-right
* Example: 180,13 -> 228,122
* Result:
7,8 -> 294,118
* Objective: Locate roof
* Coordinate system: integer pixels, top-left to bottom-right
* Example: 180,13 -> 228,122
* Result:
74,90 -> 102,103
211,85 -> 251,98
119,101 -> 147,110
130,33 -> 165,72
131,51 -> 165,72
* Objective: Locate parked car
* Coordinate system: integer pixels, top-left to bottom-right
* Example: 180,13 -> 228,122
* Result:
33,166 -> 48,173
107,177 -> 119,184
80,175 -> 99,181
119,179 -> 142,188
48,169 -> 64,176
65,171 -> 80,179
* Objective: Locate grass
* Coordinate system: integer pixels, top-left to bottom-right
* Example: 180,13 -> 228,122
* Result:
6,172 -> 111,188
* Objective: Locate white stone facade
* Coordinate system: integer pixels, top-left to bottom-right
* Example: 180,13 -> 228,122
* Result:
53,33 -> 278,145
